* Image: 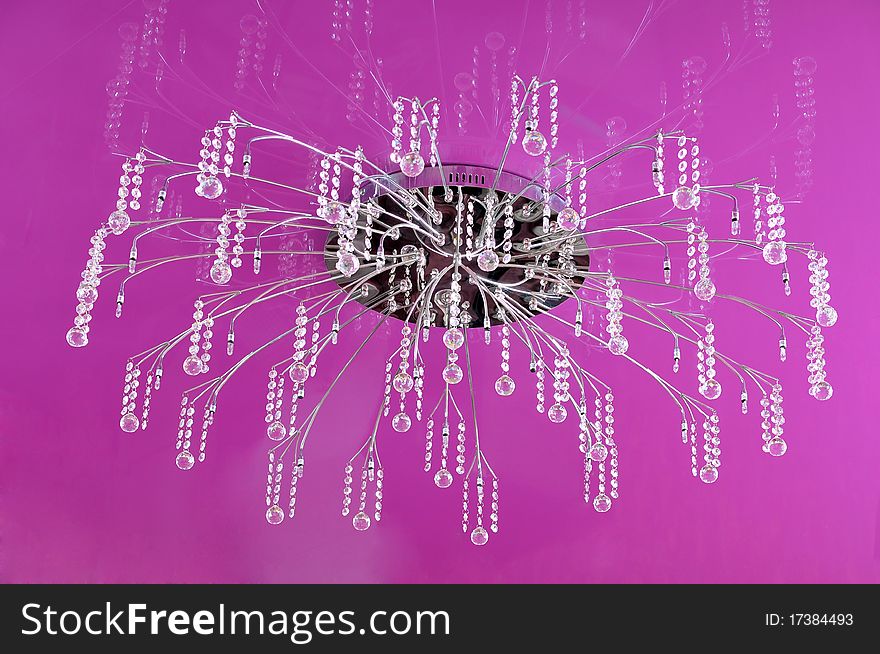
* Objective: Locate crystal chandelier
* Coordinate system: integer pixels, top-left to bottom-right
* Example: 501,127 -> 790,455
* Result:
66,5 -> 836,546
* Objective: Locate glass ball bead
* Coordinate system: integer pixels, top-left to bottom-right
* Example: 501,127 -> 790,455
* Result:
239,14 -> 260,35
210,261 -> 232,285
589,442 -> 608,462
484,31 -> 506,52
812,381 -> 833,401
66,326 -> 89,348
265,504 -> 284,525
335,252 -> 360,277
108,209 -> 131,235
477,249 -> 500,272
324,201 -> 346,224
699,464 -> 719,484
557,207 -> 580,230
434,468 -> 454,488
76,284 -> 98,304
352,511 -> 371,531
392,371 -> 414,393
392,412 -> 412,432
470,526 -> 489,545
522,130 -> 547,156
548,402 -> 568,423
762,240 -> 788,265
608,335 -> 629,356
700,378 -> 723,400
400,151 -> 425,178
494,375 -> 516,396
175,450 -> 195,471
767,437 -> 787,457
442,363 -> 463,385
197,176 -> 224,200
183,355 -> 204,376
119,412 -> 140,433
694,278 -> 716,301
816,305 -> 838,328
443,328 -> 465,351
672,186 -> 696,210
289,362 -> 309,383
593,493 -> 612,512
267,420 -> 287,441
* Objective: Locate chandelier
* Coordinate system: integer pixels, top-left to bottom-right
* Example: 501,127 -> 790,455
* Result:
65,3 -> 836,546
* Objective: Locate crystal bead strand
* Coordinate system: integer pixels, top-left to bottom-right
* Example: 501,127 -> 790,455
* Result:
752,0 -> 773,50
414,362 -> 424,420
461,479 -> 470,534
765,383 -> 787,456
698,413 -> 720,483
604,392 -> 619,501
195,125 -> 224,199
66,228 -> 107,348
266,452 -> 285,524
807,325 -> 833,400
141,370 -> 153,429
209,211 -> 233,285
759,392 -> 772,450
129,151 -> 145,213
697,319 -> 722,400
230,213 -> 245,269
222,117 -> 236,178
198,316 -> 214,374
288,450 -> 304,520
489,478 -> 500,534
580,401 -> 595,504
794,57 -> 817,198
382,360 -> 393,417
534,357 -> 546,413
423,417 -> 434,473
454,419 -> 466,476
307,318 -> 321,380
175,396 -> 195,470
494,324 -> 515,396
182,300 -> 205,375
290,303 -> 309,383
548,82 -> 559,150
605,275 -> 628,355
196,403 -> 215,464
392,325 -> 413,433
509,78 -> 521,143
752,183 -> 764,244
363,203 -> 377,259
464,198 -> 475,260
108,158 -> 134,235
390,99 -> 404,164
351,453 -> 382,531
468,475 -> 491,545
694,225 -> 716,301
653,131 -> 666,195
808,250 -> 837,327
548,348 -> 570,423
428,102 -> 440,168
316,154 -> 332,222
341,463 -> 353,517
760,189 -> 787,265
119,360 -> 141,433
433,419 -> 454,488
266,369 -> 286,440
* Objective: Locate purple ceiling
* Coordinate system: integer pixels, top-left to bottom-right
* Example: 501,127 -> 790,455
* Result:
1,0 -> 878,583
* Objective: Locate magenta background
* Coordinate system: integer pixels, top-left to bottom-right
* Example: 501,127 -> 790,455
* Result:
1,0 -> 879,583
